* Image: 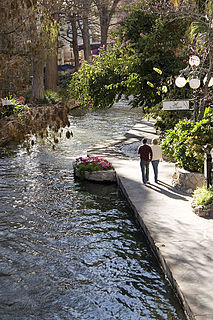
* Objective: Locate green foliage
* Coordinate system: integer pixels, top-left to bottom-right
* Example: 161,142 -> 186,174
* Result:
193,186 -> 213,206
68,43 -> 141,110
68,7 -> 190,113
189,22 -> 209,56
161,107 -> 213,172
58,74 -> 72,88
117,9 -> 190,109
37,90 -> 62,105
147,102 -> 192,132
0,96 -> 29,119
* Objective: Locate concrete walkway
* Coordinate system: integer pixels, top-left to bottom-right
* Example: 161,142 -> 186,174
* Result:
88,119 -> 213,320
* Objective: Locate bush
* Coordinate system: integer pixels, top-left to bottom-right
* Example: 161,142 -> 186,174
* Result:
0,96 -> 29,119
37,90 -> 62,105
193,186 -> 213,206
148,102 -> 192,132
58,74 -> 72,88
161,107 -> 213,172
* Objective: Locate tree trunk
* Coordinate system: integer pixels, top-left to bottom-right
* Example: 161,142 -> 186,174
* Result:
82,15 -> 92,62
32,53 -> 45,100
96,0 -> 120,48
100,6 -> 109,47
71,13 -> 80,70
45,44 -> 58,92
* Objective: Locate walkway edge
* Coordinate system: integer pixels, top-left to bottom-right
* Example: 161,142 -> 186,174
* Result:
116,174 -> 194,320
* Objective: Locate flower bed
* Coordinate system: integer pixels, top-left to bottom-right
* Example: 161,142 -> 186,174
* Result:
73,156 -> 116,182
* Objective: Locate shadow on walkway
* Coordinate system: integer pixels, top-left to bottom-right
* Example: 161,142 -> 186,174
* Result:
145,181 -> 189,201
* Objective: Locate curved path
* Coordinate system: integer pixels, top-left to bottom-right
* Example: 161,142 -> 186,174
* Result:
88,119 -> 213,320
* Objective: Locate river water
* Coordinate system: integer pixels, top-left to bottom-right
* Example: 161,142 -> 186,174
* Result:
0,102 -> 186,319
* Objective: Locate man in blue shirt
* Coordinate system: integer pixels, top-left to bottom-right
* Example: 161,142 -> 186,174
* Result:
138,138 -> 153,184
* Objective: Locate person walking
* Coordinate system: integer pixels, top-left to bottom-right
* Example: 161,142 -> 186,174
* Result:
151,138 -> 163,183
138,138 -> 152,184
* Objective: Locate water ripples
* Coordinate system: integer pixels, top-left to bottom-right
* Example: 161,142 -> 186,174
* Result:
0,105 -> 186,319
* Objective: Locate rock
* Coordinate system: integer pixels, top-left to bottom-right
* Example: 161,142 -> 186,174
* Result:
191,199 -> 213,218
172,165 -> 205,194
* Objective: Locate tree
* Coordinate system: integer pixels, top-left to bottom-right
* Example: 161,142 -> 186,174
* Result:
138,0 -> 213,118
44,1 -> 63,92
68,5 -> 190,115
0,0 -> 66,100
0,0 -> 36,97
80,0 -> 93,63
60,0 -> 92,64
94,0 -> 120,47
70,13 -> 80,70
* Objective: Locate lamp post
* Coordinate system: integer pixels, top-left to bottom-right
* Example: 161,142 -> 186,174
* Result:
175,55 -> 213,121
204,144 -> 212,188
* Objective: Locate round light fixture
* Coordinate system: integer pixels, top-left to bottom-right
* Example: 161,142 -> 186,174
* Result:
175,76 -> 187,88
203,75 -> 213,87
189,55 -> 200,67
189,78 -> 200,89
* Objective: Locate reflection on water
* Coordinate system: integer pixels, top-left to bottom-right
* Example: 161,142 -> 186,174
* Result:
0,104 -> 186,319
56,100 -> 145,158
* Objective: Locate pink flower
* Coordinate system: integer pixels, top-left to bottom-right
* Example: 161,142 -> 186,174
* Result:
18,96 -> 25,104
75,156 -> 112,169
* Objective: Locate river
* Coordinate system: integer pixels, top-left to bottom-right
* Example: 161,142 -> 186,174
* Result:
0,101 -> 186,319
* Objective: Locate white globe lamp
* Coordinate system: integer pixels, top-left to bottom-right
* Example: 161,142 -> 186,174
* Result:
189,78 -> 200,89
175,76 -> 187,88
189,55 -> 200,67
203,75 -> 213,87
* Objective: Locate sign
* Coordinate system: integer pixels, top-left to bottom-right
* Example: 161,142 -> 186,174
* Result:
163,100 -> 190,111
1,99 -> 15,106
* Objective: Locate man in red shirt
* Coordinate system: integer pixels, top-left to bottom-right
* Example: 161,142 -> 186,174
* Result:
138,138 -> 153,184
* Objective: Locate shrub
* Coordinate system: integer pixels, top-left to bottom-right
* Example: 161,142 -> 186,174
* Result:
193,186 -> 213,206
0,96 -> 29,119
161,107 -> 213,173
58,74 -> 72,88
36,90 -> 62,105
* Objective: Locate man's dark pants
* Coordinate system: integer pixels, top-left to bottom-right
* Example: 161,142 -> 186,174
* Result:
140,160 -> 149,184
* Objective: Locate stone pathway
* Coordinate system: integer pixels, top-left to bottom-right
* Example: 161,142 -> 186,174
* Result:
88,119 -> 213,320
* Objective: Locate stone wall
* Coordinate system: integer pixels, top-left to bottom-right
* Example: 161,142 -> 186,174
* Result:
172,165 -> 206,194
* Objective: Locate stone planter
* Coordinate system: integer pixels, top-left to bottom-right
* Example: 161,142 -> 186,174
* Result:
191,199 -> 213,218
172,165 -> 205,194
74,166 -> 116,182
